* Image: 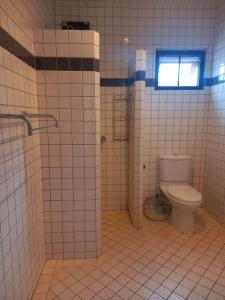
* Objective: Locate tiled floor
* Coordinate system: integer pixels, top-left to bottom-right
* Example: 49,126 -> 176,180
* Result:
33,210 -> 225,300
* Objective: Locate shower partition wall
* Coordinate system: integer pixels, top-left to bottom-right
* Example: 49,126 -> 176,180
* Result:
35,29 -> 101,259
128,50 -> 146,229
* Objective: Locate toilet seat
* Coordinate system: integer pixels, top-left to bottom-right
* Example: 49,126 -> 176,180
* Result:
167,185 -> 202,205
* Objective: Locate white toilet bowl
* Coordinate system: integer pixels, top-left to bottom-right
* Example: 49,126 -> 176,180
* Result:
160,184 -> 202,234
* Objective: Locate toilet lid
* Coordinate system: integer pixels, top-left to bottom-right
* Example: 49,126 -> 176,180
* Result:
168,185 -> 202,203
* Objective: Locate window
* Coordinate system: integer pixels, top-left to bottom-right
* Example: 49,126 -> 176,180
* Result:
219,64 -> 225,81
155,50 -> 205,90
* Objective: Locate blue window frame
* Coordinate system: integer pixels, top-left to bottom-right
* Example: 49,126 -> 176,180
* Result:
155,50 -> 205,90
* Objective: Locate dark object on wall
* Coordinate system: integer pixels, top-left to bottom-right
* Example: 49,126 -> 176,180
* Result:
62,21 -> 90,30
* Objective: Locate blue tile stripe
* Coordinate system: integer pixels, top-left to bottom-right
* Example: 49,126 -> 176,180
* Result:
135,71 -> 146,81
100,78 -> 133,87
100,75 -> 225,87
1,26 -> 225,88
204,76 -> 225,86
146,79 -> 155,87
0,27 -> 99,72
101,71 -> 146,87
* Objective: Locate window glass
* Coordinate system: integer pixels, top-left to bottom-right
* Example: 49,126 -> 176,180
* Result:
155,51 -> 205,89
179,57 -> 200,86
158,57 -> 179,86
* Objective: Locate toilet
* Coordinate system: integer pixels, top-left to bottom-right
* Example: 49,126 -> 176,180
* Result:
159,154 -> 202,234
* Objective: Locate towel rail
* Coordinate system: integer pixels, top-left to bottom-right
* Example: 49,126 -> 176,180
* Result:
0,113 -> 32,135
0,112 -> 58,145
23,112 -> 59,129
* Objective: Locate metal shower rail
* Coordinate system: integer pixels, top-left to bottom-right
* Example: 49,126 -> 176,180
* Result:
0,112 -> 58,145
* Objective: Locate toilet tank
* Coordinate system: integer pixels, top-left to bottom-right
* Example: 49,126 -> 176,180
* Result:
159,154 -> 192,184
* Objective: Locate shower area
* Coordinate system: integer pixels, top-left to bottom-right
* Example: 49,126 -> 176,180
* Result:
34,26 -> 147,260
0,24 -> 147,300
33,29 -> 146,259
101,50 -> 147,229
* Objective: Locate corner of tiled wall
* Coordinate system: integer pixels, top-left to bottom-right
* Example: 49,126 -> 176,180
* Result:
128,49 -> 146,229
203,0 -> 225,226
35,29 -> 102,259
0,0 -> 55,299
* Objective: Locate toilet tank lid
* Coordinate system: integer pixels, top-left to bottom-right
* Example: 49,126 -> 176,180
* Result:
160,154 -> 192,160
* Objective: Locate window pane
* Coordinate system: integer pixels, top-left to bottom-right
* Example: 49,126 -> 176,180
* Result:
219,64 -> 225,80
179,57 -> 200,86
158,57 -> 179,86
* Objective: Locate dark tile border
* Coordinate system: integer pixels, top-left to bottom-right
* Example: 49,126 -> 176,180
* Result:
0,27 -> 99,72
146,79 -> 155,87
100,78 -> 132,87
135,71 -> 146,81
35,57 -> 100,72
204,76 -> 225,87
101,71 -> 146,87
35,57 -> 99,71
1,26 -> 225,88
0,27 -> 35,68
100,76 -> 225,88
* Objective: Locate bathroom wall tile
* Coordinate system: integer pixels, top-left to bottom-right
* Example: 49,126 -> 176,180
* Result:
82,31 -> 95,44
56,30 -> 68,44
204,1 -> 225,227
55,0 -> 217,210
69,31 -> 81,44
43,30 -> 56,43
69,44 -> 82,57
37,30 -> 101,259
128,50 -> 146,228
0,1 -> 55,299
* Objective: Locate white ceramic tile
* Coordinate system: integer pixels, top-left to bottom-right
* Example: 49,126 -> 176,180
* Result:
33,209 -> 225,300
0,1 -> 55,300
